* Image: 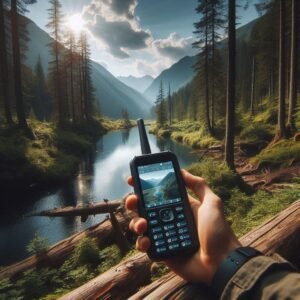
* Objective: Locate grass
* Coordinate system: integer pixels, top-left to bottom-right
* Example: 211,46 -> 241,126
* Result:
251,139 -> 300,169
149,121 -> 221,149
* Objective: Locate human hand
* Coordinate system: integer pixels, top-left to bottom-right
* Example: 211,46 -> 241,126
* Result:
125,169 -> 241,284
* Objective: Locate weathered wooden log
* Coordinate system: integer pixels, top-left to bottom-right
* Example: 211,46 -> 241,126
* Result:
0,212 -> 132,281
129,200 -> 300,299
28,200 -> 122,218
59,252 -> 152,300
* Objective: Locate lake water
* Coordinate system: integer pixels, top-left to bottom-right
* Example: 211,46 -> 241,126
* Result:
0,127 -> 198,266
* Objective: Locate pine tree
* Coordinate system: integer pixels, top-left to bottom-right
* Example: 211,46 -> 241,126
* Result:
155,81 -> 167,126
168,83 -> 172,125
47,0 -> 64,124
11,0 -> 31,129
33,56 -> 51,121
224,0 -> 236,169
0,0 -> 13,124
194,0 -> 225,135
78,30 -> 95,121
287,0 -> 298,134
276,0 -> 287,139
121,108 -> 131,128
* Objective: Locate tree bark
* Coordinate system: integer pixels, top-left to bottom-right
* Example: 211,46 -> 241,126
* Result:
0,2 -> 13,125
224,0 -> 236,170
287,0 -> 297,134
11,0 -> 28,129
276,0 -> 287,139
28,200 -> 122,217
251,56 -> 256,115
59,253 -> 152,300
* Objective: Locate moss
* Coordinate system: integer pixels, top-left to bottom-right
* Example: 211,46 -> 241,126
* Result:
99,117 -> 134,131
239,123 -> 273,143
251,140 -> 300,168
187,158 -> 237,199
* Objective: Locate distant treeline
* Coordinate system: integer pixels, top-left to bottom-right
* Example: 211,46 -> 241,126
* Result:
154,0 -> 299,169
0,0 -> 97,132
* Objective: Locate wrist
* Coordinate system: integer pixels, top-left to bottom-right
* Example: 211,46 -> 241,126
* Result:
202,242 -> 241,285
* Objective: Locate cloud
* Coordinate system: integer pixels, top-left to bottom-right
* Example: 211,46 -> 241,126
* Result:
152,32 -> 195,61
83,0 -> 150,59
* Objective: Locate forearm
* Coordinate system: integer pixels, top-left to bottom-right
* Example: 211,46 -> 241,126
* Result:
220,254 -> 300,299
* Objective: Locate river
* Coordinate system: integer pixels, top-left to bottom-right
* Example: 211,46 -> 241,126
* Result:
0,127 -> 198,266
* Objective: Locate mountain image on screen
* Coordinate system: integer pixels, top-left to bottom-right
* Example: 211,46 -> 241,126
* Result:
141,171 -> 180,206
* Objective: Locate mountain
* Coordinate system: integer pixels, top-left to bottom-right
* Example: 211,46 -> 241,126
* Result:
143,56 -> 197,103
140,179 -> 154,190
117,75 -> 154,94
23,16 -> 152,119
143,18 -> 259,103
159,171 -> 176,187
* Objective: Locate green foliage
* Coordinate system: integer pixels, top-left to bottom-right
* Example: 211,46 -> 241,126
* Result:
151,262 -> 170,282
251,140 -> 300,168
97,245 -> 122,273
239,123 -> 273,142
71,238 -> 100,267
26,233 -> 49,255
188,158 -> 237,199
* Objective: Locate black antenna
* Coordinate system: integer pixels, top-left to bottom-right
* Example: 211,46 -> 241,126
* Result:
137,119 -> 151,154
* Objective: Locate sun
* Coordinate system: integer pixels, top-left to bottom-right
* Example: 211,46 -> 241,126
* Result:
65,14 -> 86,34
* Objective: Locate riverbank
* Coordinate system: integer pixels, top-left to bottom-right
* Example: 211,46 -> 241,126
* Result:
0,118 -> 133,195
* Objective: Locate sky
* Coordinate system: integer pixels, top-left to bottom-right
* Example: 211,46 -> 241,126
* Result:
26,0 -> 259,78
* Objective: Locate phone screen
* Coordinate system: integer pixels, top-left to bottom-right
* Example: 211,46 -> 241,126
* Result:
137,161 -> 182,209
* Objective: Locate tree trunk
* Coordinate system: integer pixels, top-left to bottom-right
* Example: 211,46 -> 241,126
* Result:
0,2 -> 13,125
204,3 -> 212,135
287,0 -> 297,134
60,253 -> 152,300
276,0 -> 287,139
11,0 -> 28,129
224,0 -> 236,170
250,56 -> 256,115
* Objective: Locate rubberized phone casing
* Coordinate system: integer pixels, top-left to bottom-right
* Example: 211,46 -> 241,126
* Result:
130,151 -> 199,261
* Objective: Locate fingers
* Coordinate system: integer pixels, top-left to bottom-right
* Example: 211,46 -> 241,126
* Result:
125,194 -> 138,212
181,169 -> 206,201
136,236 -> 151,252
127,176 -> 133,186
129,217 -> 147,235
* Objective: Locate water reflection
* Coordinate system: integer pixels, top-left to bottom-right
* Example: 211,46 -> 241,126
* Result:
0,127 -> 198,265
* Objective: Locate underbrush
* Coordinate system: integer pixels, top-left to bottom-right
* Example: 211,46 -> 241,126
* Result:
0,118 -> 120,190
251,139 -> 300,169
0,239 -> 124,300
150,121 -> 221,149
187,159 -> 300,237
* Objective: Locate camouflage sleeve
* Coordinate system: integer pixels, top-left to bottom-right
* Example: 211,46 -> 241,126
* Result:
221,254 -> 300,299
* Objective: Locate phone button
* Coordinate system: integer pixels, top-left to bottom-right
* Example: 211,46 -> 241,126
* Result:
167,237 -> 178,243
178,227 -> 189,234
159,208 -> 174,222
176,221 -> 187,228
153,233 -> 164,240
175,206 -> 184,212
165,230 -> 176,237
150,219 -> 159,226
148,211 -> 157,218
168,243 -> 180,250
152,226 -> 163,233
155,240 -> 166,247
156,246 -> 167,253
181,240 -> 192,247
179,234 -> 190,240
177,213 -> 185,220
163,223 -> 175,230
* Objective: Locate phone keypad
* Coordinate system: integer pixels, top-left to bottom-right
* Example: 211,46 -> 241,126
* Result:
147,205 -> 193,254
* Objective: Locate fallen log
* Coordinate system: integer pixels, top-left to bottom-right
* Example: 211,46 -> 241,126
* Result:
128,200 -> 300,299
0,212 -> 132,281
28,200 -> 122,218
59,252 -> 152,300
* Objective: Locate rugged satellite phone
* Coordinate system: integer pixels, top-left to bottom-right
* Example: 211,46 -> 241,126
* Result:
130,119 -> 199,260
